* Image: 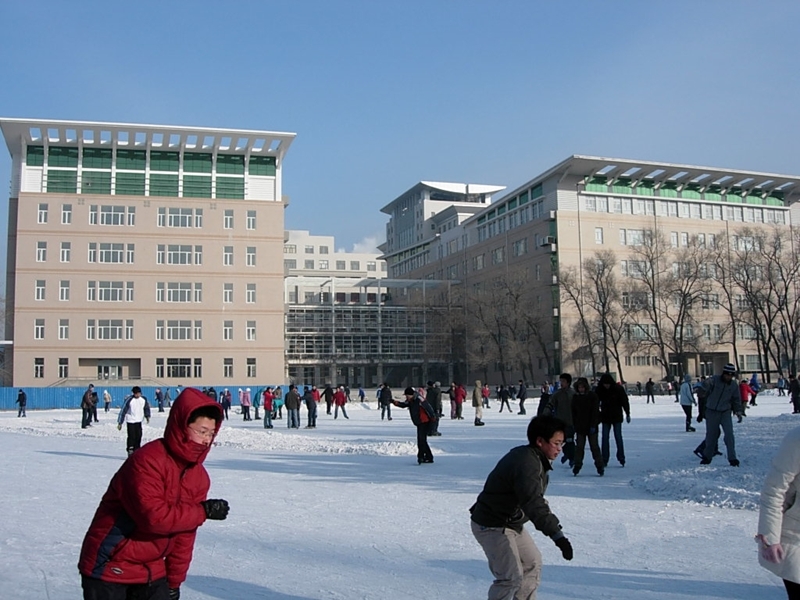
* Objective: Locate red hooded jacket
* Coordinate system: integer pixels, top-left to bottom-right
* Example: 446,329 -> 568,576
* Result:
78,388 -> 223,588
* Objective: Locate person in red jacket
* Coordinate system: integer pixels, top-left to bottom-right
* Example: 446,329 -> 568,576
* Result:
455,383 -> 467,420
334,385 -> 349,419
78,388 -> 230,600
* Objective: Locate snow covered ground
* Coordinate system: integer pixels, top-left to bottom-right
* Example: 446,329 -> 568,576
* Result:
0,391 -> 796,599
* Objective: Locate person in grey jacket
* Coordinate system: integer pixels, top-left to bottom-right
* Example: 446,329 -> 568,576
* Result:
470,415 -> 573,600
544,373 -> 575,466
699,363 -> 743,466
678,373 -> 697,432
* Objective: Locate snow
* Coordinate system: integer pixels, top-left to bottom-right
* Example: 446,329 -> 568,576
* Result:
0,392 -> 795,599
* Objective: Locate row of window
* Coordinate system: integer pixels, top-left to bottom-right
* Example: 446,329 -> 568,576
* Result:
32,356 -> 258,380
28,146 -> 276,176
582,195 -> 787,224
285,259 -> 380,271
284,244 -> 329,254
476,199 -> 548,244
32,318 -> 260,341
34,280 -> 260,304
35,242 -> 258,267
287,291 -> 387,304
37,204 -> 259,230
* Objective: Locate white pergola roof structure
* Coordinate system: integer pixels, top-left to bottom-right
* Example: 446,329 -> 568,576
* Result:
0,118 -> 296,161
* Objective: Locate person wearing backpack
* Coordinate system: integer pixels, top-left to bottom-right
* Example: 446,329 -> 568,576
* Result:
393,387 -> 437,464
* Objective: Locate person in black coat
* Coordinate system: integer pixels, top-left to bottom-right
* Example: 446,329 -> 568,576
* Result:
596,373 -> 631,467
323,384 -> 335,415
16,389 -> 27,417
470,415 -> 573,599
393,387 -> 436,464
571,377 -> 604,476
426,381 -> 442,435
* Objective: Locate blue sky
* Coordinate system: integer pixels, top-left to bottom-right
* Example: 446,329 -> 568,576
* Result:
1,1 -> 799,258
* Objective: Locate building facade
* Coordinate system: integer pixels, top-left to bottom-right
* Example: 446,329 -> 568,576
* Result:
381,157 -> 800,385
0,118 -> 295,386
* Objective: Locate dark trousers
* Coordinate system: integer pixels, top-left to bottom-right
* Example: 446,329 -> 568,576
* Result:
307,406 -> 317,427
17,406 -> 26,417
325,400 -> 332,415
82,574 -> 169,600
785,578 -> 800,600
574,431 -> 604,474
381,403 -> 392,420
126,422 -> 143,454
646,392 -> 655,404
681,404 -> 694,430
416,424 -> 433,463
601,421 -> 625,465
518,398 -> 526,414
82,408 -> 92,428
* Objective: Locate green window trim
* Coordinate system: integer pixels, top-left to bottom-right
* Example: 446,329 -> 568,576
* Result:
150,151 -> 179,172
27,146 -> 44,166
116,149 -> 146,171
49,146 -> 79,168
518,191 -> 529,205
216,177 -> 244,199
183,175 -> 212,198
487,209 -> 496,219
184,152 -> 212,174
497,204 -> 506,216
81,171 -> 112,195
46,169 -> 77,193
217,154 -> 244,175
530,184 -> 543,199
116,172 -> 146,196
249,155 -> 276,176
150,174 -> 179,197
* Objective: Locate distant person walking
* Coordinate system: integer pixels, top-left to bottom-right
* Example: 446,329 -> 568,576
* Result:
472,380 -> 485,426
15,389 -> 27,417
81,384 -> 95,429
645,378 -> 655,404
517,380 -> 528,415
379,383 -> 393,421
103,389 -> 112,413
597,373 -> 631,468
117,386 -> 151,455
679,374 -> 697,432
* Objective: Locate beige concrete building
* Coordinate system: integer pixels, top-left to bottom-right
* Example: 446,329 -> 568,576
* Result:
0,118 -> 295,386
381,157 -> 800,385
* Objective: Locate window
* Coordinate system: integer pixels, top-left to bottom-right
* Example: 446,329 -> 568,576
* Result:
167,245 -> 192,265
223,320 -> 233,340
59,280 -> 70,301
61,204 -> 72,224
284,259 -> 297,270
167,358 -> 192,378
167,320 -> 192,340
99,205 -> 126,226
246,210 -> 256,230
367,261 -> 377,272
88,242 -> 125,263
98,281 -> 124,302
88,281 -> 97,302
156,282 -> 164,302
157,245 -> 165,264
319,260 -> 328,270
58,357 -> 68,378
194,321 -> 202,340
223,246 -> 233,266
246,247 -> 256,267
305,245 -> 314,254
491,247 -> 505,265
193,357 -> 202,379
156,357 -> 164,378
127,281 -> 135,302
60,242 -> 71,262
473,254 -> 485,271
38,203 -> 48,224
319,246 -> 329,255
247,357 -> 256,378
34,358 -> 44,379
34,318 -> 45,340
304,260 -> 314,269
224,209 -> 233,229
125,320 -> 134,340
619,229 -> 627,245
98,319 -> 123,340
595,227 -> 604,245
192,245 -> 203,265
350,261 -> 360,270
193,283 -> 202,303
512,238 -> 528,257
36,241 -> 47,262
246,320 -> 256,341
670,232 -> 678,248
35,279 -> 46,301
156,320 -> 164,340
336,260 -> 346,270
167,207 -> 194,228
223,358 -> 233,378
127,244 -> 135,264
167,282 -> 193,303
223,283 -> 233,303
246,283 -> 256,304
680,232 -> 689,247
285,244 -> 297,254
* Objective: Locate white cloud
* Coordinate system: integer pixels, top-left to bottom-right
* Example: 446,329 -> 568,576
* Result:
350,234 -> 381,254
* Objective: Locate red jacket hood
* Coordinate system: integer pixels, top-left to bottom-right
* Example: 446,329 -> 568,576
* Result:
165,388 -> 223,466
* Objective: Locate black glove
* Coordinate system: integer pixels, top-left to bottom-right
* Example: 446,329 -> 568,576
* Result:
168,588 -> 180,600
696,415 -> 703,423
202,499 -> 230,520
555,537 -> 573,560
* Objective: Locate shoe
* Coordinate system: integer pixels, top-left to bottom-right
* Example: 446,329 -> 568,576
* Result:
561,455 -> 568,464
700,458 -> 711,465
620,461 -> 625,467
388,417 -> 392,421
597,469 -> 604,476
715,450 -> 723,456
693,449 -> 704,459
729,459 -> 740,467
573,468 -> 580,476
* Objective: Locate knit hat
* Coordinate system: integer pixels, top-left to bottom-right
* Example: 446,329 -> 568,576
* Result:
723,363 -> 737,374
404,387 -> 415,396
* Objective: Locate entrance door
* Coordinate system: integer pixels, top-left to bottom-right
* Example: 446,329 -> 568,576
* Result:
97,364 -> 123,380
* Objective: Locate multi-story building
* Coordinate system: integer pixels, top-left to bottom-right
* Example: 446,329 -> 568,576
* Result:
0,118 -> 295,386
284,230 -> 450,387
381,156 -> 800,385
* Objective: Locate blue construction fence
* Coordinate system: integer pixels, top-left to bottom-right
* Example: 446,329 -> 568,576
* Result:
0,385 -> 291,411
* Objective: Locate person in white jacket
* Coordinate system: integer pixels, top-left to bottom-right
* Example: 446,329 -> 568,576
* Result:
678,374 -> 697,432
757,425 -> 800,598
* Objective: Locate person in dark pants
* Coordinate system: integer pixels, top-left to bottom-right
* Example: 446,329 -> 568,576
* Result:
498,385 -> 512,413
117,386 -> 151,455
699,363 -> 743,466
426,381 -> 442,435
16,389 -> 27,417
571,377 -> 604,476
596,373 -> 631,468
323,384 -> 334,415
81,384 -> 95,429
379,383 -> 393,421
155,387 -> 165,413
517,380 -> 528,415
470,415 -> 573,600
393,387 -> 436,464
645,378 -> 655,404
790,375 -> 800,414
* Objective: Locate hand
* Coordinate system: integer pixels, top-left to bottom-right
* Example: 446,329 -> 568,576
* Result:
737,414 -> 743,423
761,541 -> 785,564
555,537 -> 573,560
169,588 -> 181,600
202,498 -> 230,520
626,415 -> 631,424
146,418 -> 150,424
117,424 -> 122,431
697,415 -> 703,423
